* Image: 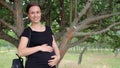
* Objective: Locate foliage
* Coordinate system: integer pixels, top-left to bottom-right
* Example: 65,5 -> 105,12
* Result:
0,0 -> 120,65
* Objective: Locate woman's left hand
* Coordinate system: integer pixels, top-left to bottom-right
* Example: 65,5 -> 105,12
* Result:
48,55 -> 60,67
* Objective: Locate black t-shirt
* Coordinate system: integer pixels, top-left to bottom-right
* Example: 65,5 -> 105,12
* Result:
20,26 -> 56,68
21,26 -> 53,47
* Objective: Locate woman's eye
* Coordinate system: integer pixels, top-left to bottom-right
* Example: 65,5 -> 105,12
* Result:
30,12 -> 34,14
37,11 -> 40,14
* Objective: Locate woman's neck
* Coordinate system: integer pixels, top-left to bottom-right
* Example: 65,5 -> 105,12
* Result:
31,22 -> 42,27
30,23 -> 45,32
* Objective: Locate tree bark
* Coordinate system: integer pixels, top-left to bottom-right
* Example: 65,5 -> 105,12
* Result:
59,0 -> 66,29
78,45 -> 87,64
14,0 -> 24,37
59,28 -> 73,61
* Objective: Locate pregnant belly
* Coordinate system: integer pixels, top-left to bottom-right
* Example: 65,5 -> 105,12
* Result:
27,51 -> 55,63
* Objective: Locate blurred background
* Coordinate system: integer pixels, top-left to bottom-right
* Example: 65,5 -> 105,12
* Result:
0,0 -> 120,68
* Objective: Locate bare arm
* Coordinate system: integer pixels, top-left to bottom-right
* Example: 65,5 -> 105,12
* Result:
18,37 -> 53,57
52,36 -> 60,59
48,35 -> 60,67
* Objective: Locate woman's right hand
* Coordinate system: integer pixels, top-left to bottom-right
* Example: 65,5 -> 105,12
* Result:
39,44 -> 53,52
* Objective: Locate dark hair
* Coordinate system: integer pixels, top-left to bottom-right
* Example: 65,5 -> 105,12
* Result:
26,2 -> 41,14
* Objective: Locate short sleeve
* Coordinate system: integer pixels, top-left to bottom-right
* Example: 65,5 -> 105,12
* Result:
47,26 -> 54,35
20,27 -> 30,38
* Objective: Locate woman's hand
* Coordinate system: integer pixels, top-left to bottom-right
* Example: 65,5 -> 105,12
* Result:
39,44 -> 53,52
48,55 -> 60,67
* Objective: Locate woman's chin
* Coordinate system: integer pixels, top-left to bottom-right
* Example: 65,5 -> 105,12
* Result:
32,21 -> 40,23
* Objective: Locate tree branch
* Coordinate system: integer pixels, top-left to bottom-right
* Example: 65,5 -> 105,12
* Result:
74,0 -> 78,18
0,0 -> 14,14
76,12 -> 120,31
54,31 -> 65,41
59,0 -> 67,29
72,0 -> 93,25
0,30 -> 18,47
78,0 -> 93,20
69,0 -> 72,25
69,36 -> 89,48
0,19 -> 16,31
74,22 -> 120,36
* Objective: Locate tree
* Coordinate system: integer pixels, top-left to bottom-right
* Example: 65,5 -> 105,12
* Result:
0,0 -> 120,66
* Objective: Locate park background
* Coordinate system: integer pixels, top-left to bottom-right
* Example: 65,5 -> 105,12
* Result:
0,0 -> 120,68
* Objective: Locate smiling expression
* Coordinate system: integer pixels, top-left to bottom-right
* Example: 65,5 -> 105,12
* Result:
28,6 -> 41,23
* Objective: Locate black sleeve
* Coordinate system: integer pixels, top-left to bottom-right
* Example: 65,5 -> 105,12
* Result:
20,27 -> 30,38
47,26 -> 54,35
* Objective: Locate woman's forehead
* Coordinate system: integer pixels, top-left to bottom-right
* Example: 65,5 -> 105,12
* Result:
29,6 -> 41,12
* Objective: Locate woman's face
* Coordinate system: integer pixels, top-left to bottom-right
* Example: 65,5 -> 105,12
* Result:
28,6 -> 41,23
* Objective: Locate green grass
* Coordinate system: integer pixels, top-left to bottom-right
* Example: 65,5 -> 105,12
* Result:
59,51 -> 120,68
0,50 -> 120,68
0,51 -> 17,68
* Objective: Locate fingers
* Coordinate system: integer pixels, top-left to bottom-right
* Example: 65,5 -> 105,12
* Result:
51,55 -> 56,58
48,62 -> 55,67
42,44 -> 49,46
48,55 -> 58,67
46,46 -> 53,52
48,60 -> 56,67
48,56 -> 56,62
48,59 -> 54,63
40,44 -> 53,52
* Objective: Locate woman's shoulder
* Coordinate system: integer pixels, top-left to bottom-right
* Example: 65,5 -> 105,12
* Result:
20,27 -> 31,38
21,27 -> 31,35
45,25 -> 54,35
24,27 -> 30,30
45,25 -> 51,29
23,27 -> 31,32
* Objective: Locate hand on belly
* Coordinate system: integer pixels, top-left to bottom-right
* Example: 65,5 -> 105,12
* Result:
38,44 -> 53,52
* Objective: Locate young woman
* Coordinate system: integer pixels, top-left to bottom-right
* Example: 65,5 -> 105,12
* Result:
18,3 -> 60,68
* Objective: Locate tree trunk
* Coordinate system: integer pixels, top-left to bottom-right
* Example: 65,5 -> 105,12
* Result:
14,0 -> 24,37
78,45 -> 87,64
60,0 -> 66,29
59,28 -> 73,61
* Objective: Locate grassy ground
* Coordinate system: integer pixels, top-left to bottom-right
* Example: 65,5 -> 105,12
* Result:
59,51 -> 120,68
0,50 -> 17,68
0,50 -> 120,68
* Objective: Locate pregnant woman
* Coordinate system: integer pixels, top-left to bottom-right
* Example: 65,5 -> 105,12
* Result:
18,2 -> 60,68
